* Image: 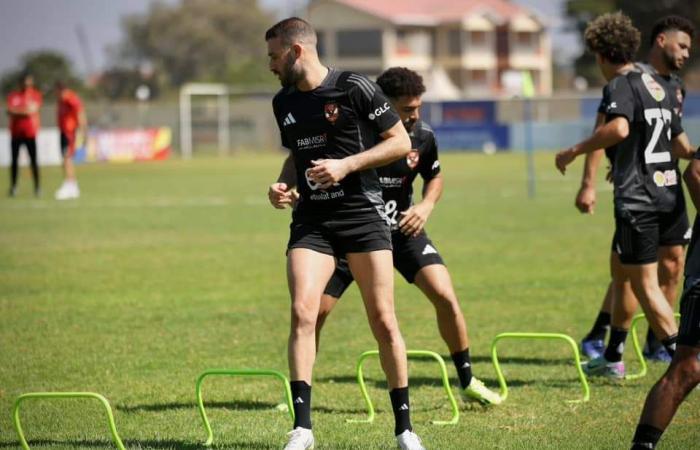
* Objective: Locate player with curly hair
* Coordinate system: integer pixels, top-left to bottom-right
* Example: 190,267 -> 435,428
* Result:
314,67 -> 501,405
556,12 -> 695,378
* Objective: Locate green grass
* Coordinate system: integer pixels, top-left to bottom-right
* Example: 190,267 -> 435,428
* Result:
0,152 -> 698,449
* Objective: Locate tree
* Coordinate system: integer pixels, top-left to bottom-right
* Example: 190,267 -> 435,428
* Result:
1,51 -> 83,97
565,0 -> 700,86
118,0 -> 276,89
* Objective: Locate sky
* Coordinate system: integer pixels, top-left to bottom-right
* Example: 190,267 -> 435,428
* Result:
0,0 -> 579,77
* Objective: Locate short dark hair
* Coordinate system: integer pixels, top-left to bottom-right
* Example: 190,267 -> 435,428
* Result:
265,17 -> 316,47
649,15 -> 695,47
376,67 -> 426,99
584,12 -> 640,65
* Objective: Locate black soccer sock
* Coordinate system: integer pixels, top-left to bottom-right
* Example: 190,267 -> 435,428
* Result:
631,423 -> 663,449
604,327 -> 629,363
451,349 -> 473,389
389,387 -> 412,436
290,380 -> 312,429
661,334 -> 678,358
645,327 -> 662,352
584,311 -> 611,341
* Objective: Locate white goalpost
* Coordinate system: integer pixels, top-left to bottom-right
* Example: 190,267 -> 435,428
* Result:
179,83 -> 229,159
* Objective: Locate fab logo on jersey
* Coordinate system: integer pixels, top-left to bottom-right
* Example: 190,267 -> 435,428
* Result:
642,73 -> 666,102
407,150 -> 419,169
324,103 -> 339,123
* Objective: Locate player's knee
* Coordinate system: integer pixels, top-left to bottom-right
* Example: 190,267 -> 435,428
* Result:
667,355 -> 700,392
290,301 -> 318,332
367,311 -> 400,342
660,253 -> 684,283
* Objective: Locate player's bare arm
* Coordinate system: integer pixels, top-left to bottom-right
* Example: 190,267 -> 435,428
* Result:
307,120 -> 410,189
683,156 -> 700,210
575,113 -> 607,214
269,151 -> 297,209
399,174 -> 443,237
671,132 -> 695,160
555,117 -> 629,174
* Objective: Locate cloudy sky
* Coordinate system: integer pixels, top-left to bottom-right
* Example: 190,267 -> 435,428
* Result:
0,0 -> 579,76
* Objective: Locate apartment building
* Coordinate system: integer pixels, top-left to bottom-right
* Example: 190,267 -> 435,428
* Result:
308,0 -> 552,98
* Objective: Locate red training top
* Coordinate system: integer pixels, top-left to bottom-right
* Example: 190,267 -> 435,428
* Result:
7,87 -> 42,138
57,89 -> 83,134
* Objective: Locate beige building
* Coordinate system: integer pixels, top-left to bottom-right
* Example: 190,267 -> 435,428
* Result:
308,0 -> 552,98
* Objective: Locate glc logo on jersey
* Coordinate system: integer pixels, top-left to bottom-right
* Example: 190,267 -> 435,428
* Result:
282,112 -> 297,127
368,102 -> 390,120
653,170 -> 678,187
407,150 -> 419,169
642,73 -> 666,102
324,102 -> 339,123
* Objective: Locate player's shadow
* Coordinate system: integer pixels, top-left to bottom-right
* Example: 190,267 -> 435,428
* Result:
117,399 -> 283,413
469,355 -> 576,366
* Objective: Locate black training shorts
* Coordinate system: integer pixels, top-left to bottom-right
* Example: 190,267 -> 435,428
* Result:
613,207 -> 688,265
323,230 -> 444,298
287,219 -> 391,257
679,278 -> 700,347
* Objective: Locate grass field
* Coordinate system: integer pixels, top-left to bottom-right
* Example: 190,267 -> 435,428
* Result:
1,152 -> 698,449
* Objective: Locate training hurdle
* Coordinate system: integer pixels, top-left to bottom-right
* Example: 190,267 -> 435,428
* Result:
196,368 -> 295,446
349,349 -> 459,425
13,392 -> 125,450
491,332 -> 590,403
626,312 -> 682,380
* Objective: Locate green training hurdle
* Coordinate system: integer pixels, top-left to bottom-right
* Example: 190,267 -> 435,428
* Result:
348,349 -> 459,426
13,392 -> 125,450
196,368 -> 295,446
626,312 -> 681,381
491,332 -> 590,403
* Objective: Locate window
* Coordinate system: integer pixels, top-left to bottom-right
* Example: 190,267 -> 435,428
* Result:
470,70 -> 487,84
396,28 -> 431,56
470,31 -> 486,46
337,30 -> 382,57
448,29 -> 462,56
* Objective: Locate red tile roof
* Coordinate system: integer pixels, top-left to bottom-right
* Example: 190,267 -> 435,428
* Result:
331,0 -> 534,25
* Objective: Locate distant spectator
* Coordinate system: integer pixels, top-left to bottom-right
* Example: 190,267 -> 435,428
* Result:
54,81 -> 86,200
6,73 -> 42,197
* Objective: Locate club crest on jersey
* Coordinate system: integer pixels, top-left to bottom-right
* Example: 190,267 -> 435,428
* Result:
407,150 -> 419,169
642,73 -> 666,102
324,103 -> 339,123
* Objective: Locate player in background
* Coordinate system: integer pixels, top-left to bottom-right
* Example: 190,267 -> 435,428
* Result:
54,81 -> 87,200
6,72 -> 42,197
555,12 -> 694,378
266,18 -> 425,450
313,67 -> 501,405
577,16 -> 695,363
629,152 -> 700,449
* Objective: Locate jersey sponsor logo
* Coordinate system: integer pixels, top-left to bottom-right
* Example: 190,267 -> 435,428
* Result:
422,244 -> 438,255
606,101 -> 618,112
324,102 -> 339,123
652,169 -> 678,187
368,102 -> 390,120
407,150 -> 419,169
282,112 -> 297,127
296,133 -> 327,151
379,176 -> 403,188
641,73 -> 666,102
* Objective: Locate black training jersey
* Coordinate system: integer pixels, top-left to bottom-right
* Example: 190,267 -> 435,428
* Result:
598,63 -> 686,166
377,120 -> 441,231
272,69 -> 400,224
685,154 -> 700,279
602,71 -> 684,212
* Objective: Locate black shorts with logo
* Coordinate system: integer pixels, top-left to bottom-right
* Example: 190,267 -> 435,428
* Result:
613,206 -> 690,265
287,219 -> 392,257
323,230 -> 444,298
679,278 -> 700,347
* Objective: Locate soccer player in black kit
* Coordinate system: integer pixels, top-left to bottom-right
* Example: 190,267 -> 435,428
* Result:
630,152 -> 700,449
555,12 -> 694,378
314,67 -> 500,405
576,16 -> 695,364
265,18 -> 425,450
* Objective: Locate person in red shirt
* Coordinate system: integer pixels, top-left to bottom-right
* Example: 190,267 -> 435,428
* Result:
54,80 -> 86,200
6,73 -> 42,197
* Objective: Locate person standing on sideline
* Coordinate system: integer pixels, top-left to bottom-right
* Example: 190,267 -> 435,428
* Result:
54,81 -> 86,200
6,73 -> 42,197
